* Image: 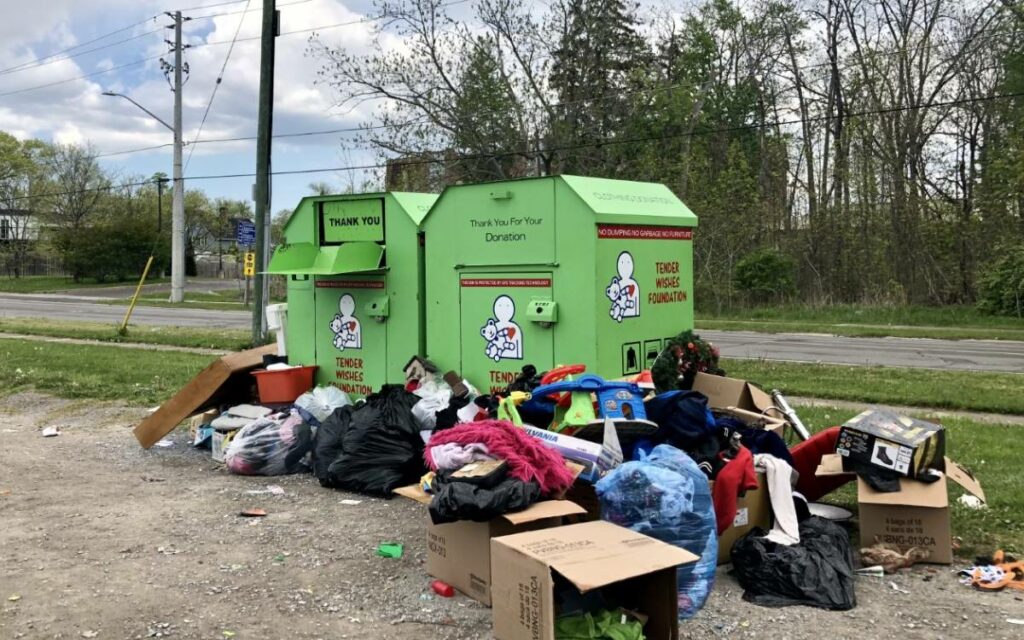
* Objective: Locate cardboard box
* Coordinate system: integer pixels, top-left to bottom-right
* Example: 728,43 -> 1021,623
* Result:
523,424 -> 621,484
188,409 -> 219,443
490,520 -> 698,640
692,372 -> 775,413
393,484 -> 586,605
836,409 -> 945,478
710,472 -> 771,564
816,454 -> 984,564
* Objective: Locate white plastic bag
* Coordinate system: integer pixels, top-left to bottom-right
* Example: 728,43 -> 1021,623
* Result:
294,386 -> 352,423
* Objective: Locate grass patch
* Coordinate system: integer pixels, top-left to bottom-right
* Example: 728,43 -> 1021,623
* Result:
0,275 -> 164,293
0,340 -> 211,405
792,405 -> 1022,558
697,303 -> 1024,341
0,317 -> 257,351
723,358 -> 1024,415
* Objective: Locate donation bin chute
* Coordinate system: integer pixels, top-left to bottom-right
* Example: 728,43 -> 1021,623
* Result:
267,192 -> 437,397
421,175 -> 698,393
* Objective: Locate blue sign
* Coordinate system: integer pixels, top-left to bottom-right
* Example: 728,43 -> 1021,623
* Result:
236,219 -> 256,246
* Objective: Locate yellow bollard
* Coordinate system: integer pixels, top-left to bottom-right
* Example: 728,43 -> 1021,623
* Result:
119,255 -> 156,335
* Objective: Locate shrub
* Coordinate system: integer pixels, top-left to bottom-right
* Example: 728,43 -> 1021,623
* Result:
733,248 -> 796,304
977,245 -> 1024,317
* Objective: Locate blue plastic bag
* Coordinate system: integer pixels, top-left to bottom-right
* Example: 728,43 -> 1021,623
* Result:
595,444 -> 717,619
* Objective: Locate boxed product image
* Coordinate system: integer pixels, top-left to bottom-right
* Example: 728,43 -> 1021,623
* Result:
836,408 -> 945,477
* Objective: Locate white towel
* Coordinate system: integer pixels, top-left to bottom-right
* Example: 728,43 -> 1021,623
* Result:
754,453 -> 801,545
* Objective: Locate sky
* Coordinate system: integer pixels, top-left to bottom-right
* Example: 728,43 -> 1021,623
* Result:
0,0 -> 415,214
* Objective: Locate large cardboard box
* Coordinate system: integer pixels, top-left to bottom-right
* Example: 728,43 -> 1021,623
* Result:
817,454 -> 984,564
393,485 -> 586,605
710,472 -> 771,564
836,409 -> 945,478
490,520 -> 698,640
691,373 -> 786,434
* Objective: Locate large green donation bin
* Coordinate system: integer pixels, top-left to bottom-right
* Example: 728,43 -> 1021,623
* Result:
422,175 -> 699,393
268,192 -> 436,396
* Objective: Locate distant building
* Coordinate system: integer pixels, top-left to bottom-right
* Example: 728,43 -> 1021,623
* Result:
0,209 -> 40,243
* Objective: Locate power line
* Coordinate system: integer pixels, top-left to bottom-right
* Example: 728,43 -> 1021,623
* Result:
94,143 -> 176,159
0,54 -> 166,98
184,0 -> 253,171
18,89 -> 1024,203
0,15 -> 159,76
0,27 -> 166,78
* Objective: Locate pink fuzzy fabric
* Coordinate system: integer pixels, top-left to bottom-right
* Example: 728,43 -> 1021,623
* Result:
425,420 -> 575,495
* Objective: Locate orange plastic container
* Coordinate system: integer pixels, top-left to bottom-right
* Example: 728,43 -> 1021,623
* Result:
251,365 -> 318,403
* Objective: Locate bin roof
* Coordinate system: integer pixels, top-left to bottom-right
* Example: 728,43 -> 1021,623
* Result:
281,191 -> 438,237
265,241 -> 384,275
422,175 -> 697,226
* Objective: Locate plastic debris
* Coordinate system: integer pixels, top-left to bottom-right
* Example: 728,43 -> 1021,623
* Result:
7,594 -> 21,602
339,499 -> 362,505
889,582 -> 909,594
376,542 -> 404,558
153,438 -> 174,448
431,580 -> 455,597
958,494 -> 985,509
239,508 -> 267,517
855,565 -> 885,577
41,426 -> 60,437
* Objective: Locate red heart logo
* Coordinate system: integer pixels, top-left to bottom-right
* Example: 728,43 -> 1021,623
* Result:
348,321 -> 356,331
507,327 -> 516,339
627,285 -> 635,295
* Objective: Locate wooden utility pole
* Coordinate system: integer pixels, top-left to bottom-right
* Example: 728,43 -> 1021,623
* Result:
252,0 -> 277,343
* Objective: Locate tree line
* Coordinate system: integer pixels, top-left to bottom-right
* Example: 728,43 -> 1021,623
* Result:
311,0 -> 1024,312
0,132 -> 253,282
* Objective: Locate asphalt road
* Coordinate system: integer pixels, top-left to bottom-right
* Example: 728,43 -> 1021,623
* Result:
700,329 -> 1024,373
2,293 -> 1022,372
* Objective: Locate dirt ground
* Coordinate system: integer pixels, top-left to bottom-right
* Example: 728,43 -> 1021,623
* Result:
1,393 -> 1021,640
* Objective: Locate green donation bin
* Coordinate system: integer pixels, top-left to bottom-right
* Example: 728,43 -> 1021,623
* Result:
421,176 -> 698,393
267,192 -> 437,397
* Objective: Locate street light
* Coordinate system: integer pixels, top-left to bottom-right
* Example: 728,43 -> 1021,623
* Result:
102,90 -> 185,303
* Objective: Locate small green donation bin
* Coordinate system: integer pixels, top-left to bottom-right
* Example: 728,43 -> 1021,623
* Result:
268,192 -> 436,396
422,176 -> 698,393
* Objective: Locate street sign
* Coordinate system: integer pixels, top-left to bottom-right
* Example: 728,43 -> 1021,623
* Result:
243,251 -> 255,277
236,219 -> 256,247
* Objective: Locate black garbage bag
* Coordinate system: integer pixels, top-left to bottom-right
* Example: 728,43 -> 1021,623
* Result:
429,471 -> 541,524
313,404 -> 355,482
315,385 -> 425,497
730,516 -> 856,610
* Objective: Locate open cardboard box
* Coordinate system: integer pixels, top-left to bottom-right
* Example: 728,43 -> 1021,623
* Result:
394,484 -> 586,606
490,520 -> 697,640
692,372 -> 787,434
816,454 -> 985,564
710,472 -> 770,564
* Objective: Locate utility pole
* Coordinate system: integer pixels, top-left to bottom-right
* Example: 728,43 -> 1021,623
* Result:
252,0 -> 277,343
170,10 -> 185,303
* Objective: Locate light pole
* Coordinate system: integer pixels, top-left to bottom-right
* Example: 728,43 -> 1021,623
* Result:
104,90 -> 184,302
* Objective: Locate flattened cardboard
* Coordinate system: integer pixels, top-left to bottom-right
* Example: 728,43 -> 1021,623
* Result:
490,521 -> 696,640
133,344 -> 277,448
711,472 -> 770,564
945,457 -> 986,503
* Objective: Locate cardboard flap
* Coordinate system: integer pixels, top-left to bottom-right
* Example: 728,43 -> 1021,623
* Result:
815,454 -> 853,477
857,477 -> 948,508
393,484 -> 432,505
945,457 -> 986,503
747,384 -> 776,413
132,344 -> 277,448
500,500 -> 586,524
497,521 -> 696,592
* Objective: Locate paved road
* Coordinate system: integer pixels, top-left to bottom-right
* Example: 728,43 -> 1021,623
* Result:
0,293 -> 247,329
2,293 -> 1023,371
63,278 -> 241,299
700,329 -> 1024,373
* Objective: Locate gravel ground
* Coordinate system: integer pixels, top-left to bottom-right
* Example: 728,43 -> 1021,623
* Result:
1,392 -> 1021,640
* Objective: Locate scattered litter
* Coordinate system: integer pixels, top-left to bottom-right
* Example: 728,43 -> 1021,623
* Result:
246,485 -> 285,496
1008,619 -> 1024,625
222,632 -> 236,638
153,439 -> 174,448
0,489 -> 11,497
7,594 -> 20,602
376,542 -> 404,559
889,582 -> 909,594
431,580 -> 455,597
958,494 -> 985,509
239,508 -> 267,517
141,476 -> 166,483
855,565 -> 885,577
81,631 -> 98,638
273,554 -> 286,563
41,426 -> 60,438
339,499 -> 362,506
